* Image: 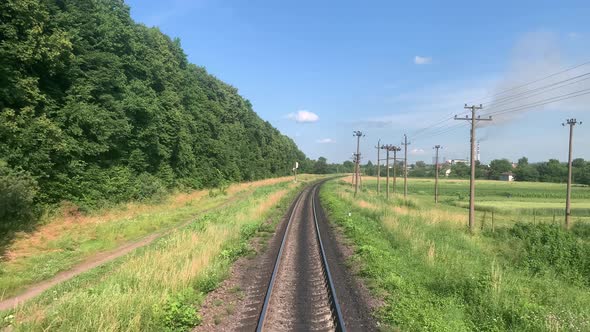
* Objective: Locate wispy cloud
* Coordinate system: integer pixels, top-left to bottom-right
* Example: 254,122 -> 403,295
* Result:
414,55 -> 432,65
410,148 -> 425,155
316,138 -> 335,144
287,110 -> 319,123
567,32 -> 580,40
355,78 -> 494,131
480,30 -> 590,126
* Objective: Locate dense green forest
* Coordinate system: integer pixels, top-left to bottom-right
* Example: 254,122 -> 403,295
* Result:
0,0 -> 306,222
2,0 -> 586,231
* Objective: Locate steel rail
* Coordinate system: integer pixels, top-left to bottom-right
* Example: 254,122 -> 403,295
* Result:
311,184 -> 347,332
255,180 -> 345,331
255,186 -> 308,332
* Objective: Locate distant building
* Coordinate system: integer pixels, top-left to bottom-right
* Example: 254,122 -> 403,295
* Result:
444,169 -> 452,177
447,159 -> 469,165
499,172 -> 514,182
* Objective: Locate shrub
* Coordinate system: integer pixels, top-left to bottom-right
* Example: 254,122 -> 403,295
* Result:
156,289 -> 202,332
133,172 -> 167,201
510,223 -> 590,284
0,161 -> 40,233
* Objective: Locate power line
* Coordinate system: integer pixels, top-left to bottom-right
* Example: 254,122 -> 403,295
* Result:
412,122 -> 470,141
466,60 -> 590,105
485,72 -> 590,109
409,110 -> 470,138
481,88 -> 590,118
411,61 -> 590,141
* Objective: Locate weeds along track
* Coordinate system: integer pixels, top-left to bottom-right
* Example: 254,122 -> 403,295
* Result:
256,181 -> 345,332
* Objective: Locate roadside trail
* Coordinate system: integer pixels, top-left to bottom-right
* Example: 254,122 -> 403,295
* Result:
0,193 -> 243,311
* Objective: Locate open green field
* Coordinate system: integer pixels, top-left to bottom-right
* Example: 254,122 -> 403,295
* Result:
360,177 -> 590,226
322,178 -> 590,331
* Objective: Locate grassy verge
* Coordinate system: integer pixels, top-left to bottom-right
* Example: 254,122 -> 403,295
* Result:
0,175 -> 318,301
2,177 -> 313,331
320,179 -> 590,331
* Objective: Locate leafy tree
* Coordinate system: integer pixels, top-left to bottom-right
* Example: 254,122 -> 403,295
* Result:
364,161 -> 375,176
0,161 -> 39,233
515,164 -> 540,182
488,159 -> 513,180
538,159 -> 567,183
342,161 -> 355,173
450,163 -> 470,178
410,161 -> 428,177
0,0 -> 307,210
313,157 -> 329,174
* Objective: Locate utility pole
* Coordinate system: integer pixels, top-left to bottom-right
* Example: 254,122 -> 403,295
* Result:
392,146 -> 401,194
353,131 -> 364,197
402,134 -> 410,198
563,118 -> 582,229
380,144 -> 392,199
455,104 -> 492,232
433,145 -> 442,204
376,139 -> 381,193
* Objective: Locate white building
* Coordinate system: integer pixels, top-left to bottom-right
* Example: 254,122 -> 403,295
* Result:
499,172 -> 514,182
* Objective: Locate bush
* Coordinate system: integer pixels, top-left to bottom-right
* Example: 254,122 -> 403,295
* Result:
133,172 -> 167,201
156,289 -> 202,332
510,223 -> 590,285
0,162 -> 40,233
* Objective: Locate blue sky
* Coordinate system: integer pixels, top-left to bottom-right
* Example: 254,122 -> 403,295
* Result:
126,0 -> 590,164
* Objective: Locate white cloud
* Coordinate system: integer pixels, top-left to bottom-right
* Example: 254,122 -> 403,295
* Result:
316,138 -> 335,144
410,148 -> 425,155
287,110 -> 319,123
414,56 -> 432,65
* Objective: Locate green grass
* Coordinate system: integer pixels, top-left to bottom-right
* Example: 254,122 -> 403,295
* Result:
0,195 -> 226,300
362,177 -> 590,226
321,179 -> 590,331
0,175 -> 318,301
2,178 -> 311,331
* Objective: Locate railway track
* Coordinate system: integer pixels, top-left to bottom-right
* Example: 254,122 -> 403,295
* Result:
256,182 -> 346,332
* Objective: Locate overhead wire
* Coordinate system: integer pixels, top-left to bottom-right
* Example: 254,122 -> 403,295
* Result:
405,60 -> 590,143
466,59 -> 590,105
484,72 -> 590,110
481,88 -> 590,118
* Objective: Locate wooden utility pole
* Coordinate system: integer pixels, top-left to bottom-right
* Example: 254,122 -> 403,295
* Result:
385,146 -> 391,199
392,146 -> 401,194
563,118 -> 582,229
376,139 -> 381,193
380,144 -> 397,200
402,134 -> 410,198
433,145 -> 442,204
455,104 -> 492,232
353,131 -> 364,197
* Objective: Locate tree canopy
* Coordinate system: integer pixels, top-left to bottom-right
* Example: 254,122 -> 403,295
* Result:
0,0 -> 306,208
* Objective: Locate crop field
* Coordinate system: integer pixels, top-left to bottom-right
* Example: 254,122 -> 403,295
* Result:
321,178 -> 590,331
352,177 -> 590,226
